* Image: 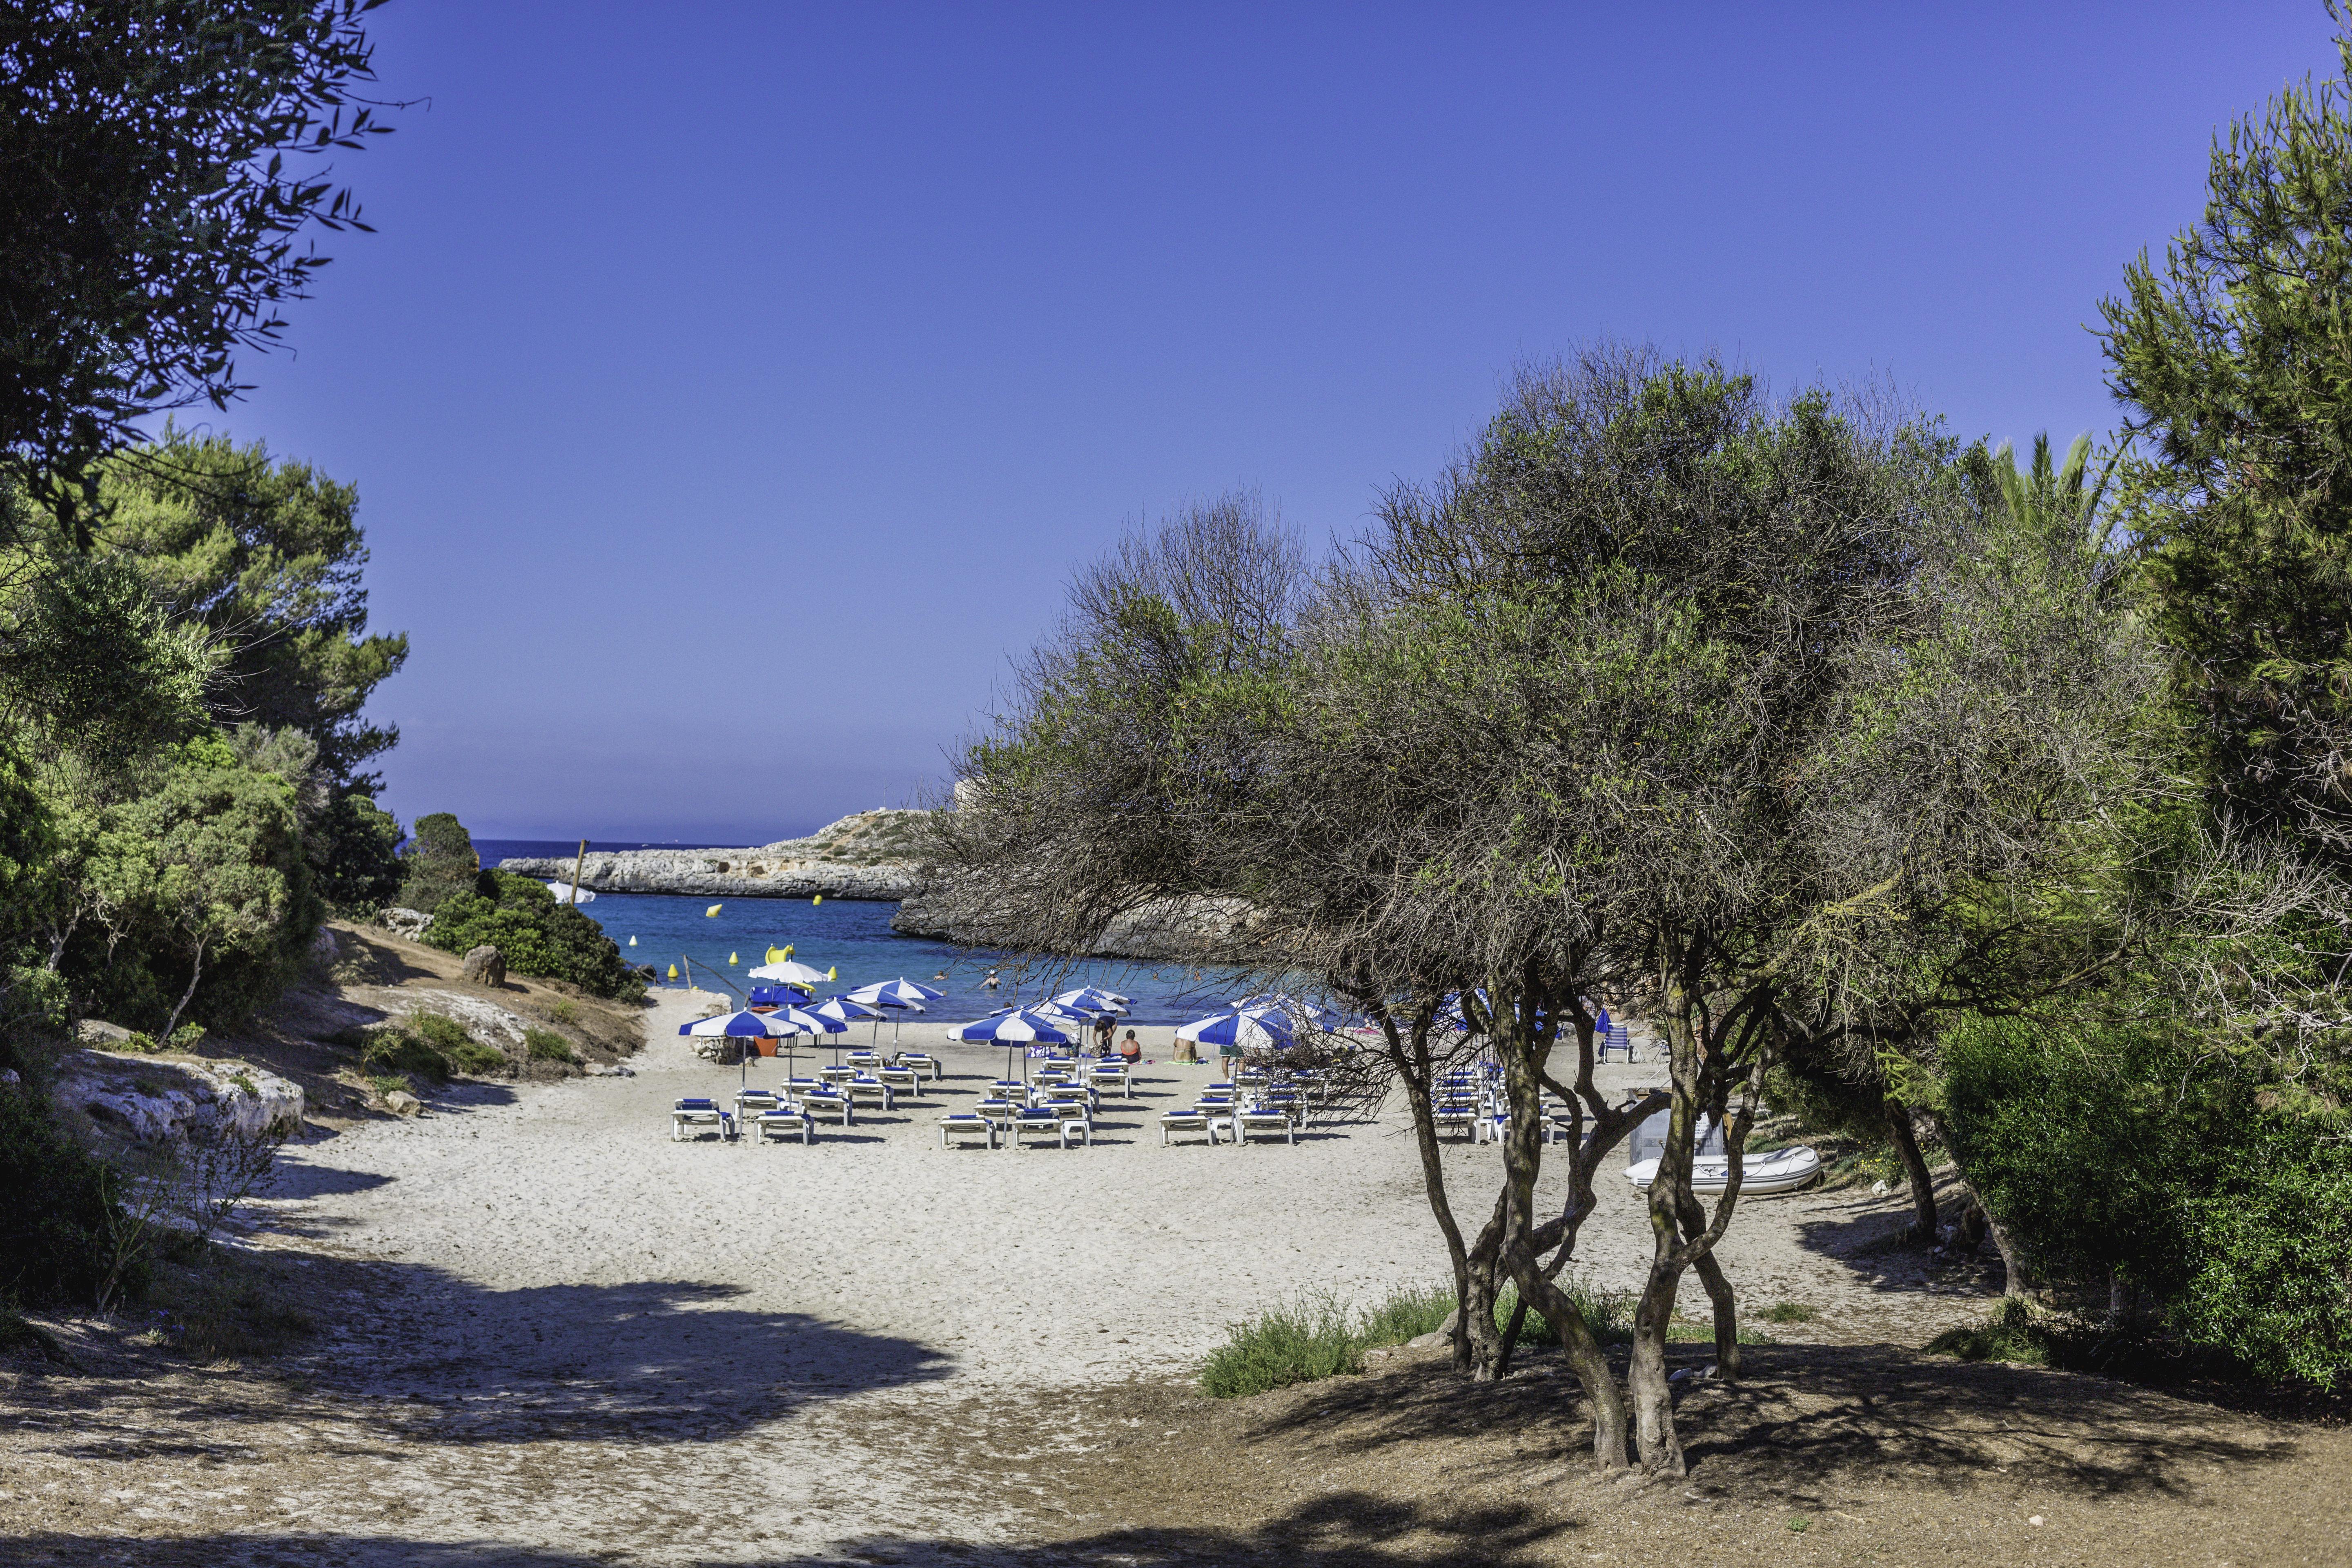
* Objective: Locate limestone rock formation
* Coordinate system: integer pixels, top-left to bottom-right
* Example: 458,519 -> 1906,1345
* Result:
496,808 -> 934,901
52,1050 -> 306,1143
461,944 -> 507,987
889,886 -> 1261,962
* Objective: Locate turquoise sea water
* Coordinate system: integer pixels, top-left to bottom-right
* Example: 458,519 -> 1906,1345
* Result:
566,890 -> 1234,1029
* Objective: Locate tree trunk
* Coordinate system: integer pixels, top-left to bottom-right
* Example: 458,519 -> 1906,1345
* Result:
1689,1244 -> 1742,1381
1627,1269 -> 1685,1474
158,939 -> 207,1049
1885,1097 -> 1939,1241
1459,1234 -> 1507,1379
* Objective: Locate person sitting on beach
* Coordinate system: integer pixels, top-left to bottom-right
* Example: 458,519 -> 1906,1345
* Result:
1118,1029 -> 1143,1067
1174,1038 -> 1199,1065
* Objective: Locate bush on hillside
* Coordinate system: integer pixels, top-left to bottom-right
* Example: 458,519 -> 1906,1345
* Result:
1942,1013 -> 2352,1388
423,872 -> 641,1000
398,811 -> 479,915
0,1084 -> 124,1306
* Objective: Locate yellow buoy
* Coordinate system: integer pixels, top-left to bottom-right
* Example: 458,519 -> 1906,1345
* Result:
729,951 -> 739,965
783,944 -> 794,958
766,945 -> 782,963
826,965 -> 837,981
813,894 -> 823,906
705,903 -> 722,918
666,963 -> 678,980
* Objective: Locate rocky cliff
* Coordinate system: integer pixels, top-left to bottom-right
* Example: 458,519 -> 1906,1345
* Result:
497,808 -> 933,901
889,886 -> 1260,961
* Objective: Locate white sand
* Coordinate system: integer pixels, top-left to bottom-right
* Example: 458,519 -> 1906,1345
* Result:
238,984 -> 1948,1561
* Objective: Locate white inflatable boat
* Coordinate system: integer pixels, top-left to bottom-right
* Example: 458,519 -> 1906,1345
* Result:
1625,1143 -> 1824,1196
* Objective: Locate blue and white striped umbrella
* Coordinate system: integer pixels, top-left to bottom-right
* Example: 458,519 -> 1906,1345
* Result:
679,1008 -> 808,1085
948,1007 -> 1073,1080
1232,991 -> 1341,1029
1175,1007 -> 1294,1051
1051,987 -> 1129,1014
679,1008 -> 805,1038
847,977 -> 945,1010
807,992 -> 889,1050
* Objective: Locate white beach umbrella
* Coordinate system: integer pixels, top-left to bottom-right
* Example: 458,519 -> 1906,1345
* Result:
544,881 -> 597,904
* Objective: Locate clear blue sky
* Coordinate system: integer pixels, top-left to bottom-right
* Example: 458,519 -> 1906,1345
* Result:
217,1 -> 2340,843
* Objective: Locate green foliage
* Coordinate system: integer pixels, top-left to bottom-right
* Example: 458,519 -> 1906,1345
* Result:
1200,1292 -> 1367,1398
1357,1281 -> 1454,1348
399,811 -> 478,915
2102,20 -> 2352,855
0,3 -> 392,526
1761,1300 -> 1819,1324
72,735 -> 322,1037
1943,1012 -> 2352,1387
1928,1297 -> 2055,1367
0,541 -> 217,758
0,1085 -> 121,1306
403,1013 -> 505,1077
359,1027 -> 446,1083
424,871 -> 643,1000
309,788 -> 403,914
523,1028 -> 577,1064
91,430 -> 408,784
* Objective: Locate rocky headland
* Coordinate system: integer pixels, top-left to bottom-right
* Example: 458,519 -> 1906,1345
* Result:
499,807 -> 1257,961
496,808 -> 933,901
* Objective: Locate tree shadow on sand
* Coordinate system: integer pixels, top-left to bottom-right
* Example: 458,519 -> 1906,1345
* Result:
1236,1343 -> 2301,1506
19,1259 -> 953,1465
0,1493 -> 1577,1568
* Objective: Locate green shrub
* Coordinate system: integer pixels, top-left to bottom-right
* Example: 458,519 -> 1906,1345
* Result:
169,1023 -> 205,1051
1200,1292 -> 1365,1398
424,872 -> 642,999
523,1028 -> 577,1064
399,811 -> 480,915
1944,1013 -> 2352,1388
1928,1297 -> 2053,1367
405,1013 -> 506,1076
1358,1281 -> 1453,1348
545,998 -> 578,1026
1762,1300 -> 1819,1324
359,1027 -> 447,1082
0,1087 -> 122,1305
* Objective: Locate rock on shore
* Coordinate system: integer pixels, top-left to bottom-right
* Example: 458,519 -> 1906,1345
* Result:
889,886 -> 1260,961
498,808 -> 931,901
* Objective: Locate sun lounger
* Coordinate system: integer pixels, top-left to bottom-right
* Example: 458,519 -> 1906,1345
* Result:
800,1091 -> 854,1127
1233,1109 -> 1295,1145
733,1088 -> 783,1123
1040,1084 -> 1094,1114
1431,1099 -> 1479,1141
1087,1064 -> 1132,1098
671,1098 -> 733,1141
895,1052 -> 942,1081
816,1065 -> 859,1085
939,1111 -> 996,1149
1597,1024 -> 1634,1063
846,1050 -> 882,1071
1009,1109 -> 1069,1149
1159,1109 -> 1220,1145
843,1077 -> 895,1111
753,1107 -> 814,1145
877,1066 -> 921,1098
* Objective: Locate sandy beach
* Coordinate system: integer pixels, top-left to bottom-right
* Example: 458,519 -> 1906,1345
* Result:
18,978 -> 2334,1567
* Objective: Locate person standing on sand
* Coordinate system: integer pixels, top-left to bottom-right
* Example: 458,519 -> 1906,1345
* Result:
1092,1013 -> 1116,1054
